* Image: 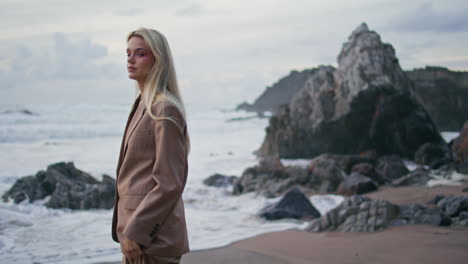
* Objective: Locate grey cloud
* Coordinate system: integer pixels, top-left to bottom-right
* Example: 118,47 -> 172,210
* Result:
0,33 -> 121,90
112,8 -> 143,17
176,3 -> 203,16
388,2 -> 468,33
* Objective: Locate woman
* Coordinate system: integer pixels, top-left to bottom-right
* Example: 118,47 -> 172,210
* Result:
111,27 -> 190,264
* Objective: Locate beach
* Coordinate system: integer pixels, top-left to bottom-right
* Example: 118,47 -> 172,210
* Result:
103,183 -> 468,264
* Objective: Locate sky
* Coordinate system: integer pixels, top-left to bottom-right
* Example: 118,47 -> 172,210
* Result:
0,0 -> 467,110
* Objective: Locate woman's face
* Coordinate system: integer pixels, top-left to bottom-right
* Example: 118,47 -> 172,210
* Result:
127,36 -> 156,83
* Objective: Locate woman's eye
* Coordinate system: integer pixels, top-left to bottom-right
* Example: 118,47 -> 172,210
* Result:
126,53 -> 131,57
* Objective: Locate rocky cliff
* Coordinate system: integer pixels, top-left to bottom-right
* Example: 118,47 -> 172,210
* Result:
240,62 -> 467,133
256,23 -> 448,161
407,66 -> 468,131
236,69 -> 315,113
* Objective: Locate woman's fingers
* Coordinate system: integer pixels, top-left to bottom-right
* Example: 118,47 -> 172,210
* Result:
123,237 -> 143,259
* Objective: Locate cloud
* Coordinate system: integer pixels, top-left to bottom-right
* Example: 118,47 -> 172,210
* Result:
176,3 -> 203,16
0,33 -> 121,90
387,1 -> 468,33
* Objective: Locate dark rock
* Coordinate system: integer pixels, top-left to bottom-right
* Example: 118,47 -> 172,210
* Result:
233,154 -> 349,197
2,162 -> 115,209
463,187 -> 468,192
256,23 -> 448,161
436,195 -> 468,217
398,203 -> 448,226
406,66 -> 468,131
259,188 -> 321,220
392,168 -> 432,187
428,194 -> 445,205
307,155 -> 347,193
312,154 -> 375,174
203,173 -> 238,187
232,162 -> 316,198
414,142 -> 451,169
337,172 -> 378,196
351,162 -> 384,184
306,195 -> 400,232
351,163 -> 374,177
452,122 -> 468,174
375,155 -> 410,183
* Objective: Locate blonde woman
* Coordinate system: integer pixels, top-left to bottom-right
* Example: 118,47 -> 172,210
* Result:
111,27 -> 190,264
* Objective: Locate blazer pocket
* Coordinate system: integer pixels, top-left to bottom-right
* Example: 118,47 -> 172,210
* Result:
122,195 -> 145,210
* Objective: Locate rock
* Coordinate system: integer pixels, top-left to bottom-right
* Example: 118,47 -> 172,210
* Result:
427,194 -> 446,205
312,154 -> 375,174
406,66 -> 468,131
392,168 -> 432,187
436,195 -> 468,217
375,155 -> 410,183
259,188 -> 321,220
236,69 -> 316,113
232,162 -> 321,198
306,195 -> 400,232
256,23 -> 448,161
2,162 -> 115,209
337,172 -> 378,195
203,173 -> 238,187
398,203 -> 449,226
307,155 -> 347,193
351,162 -> 384,184
414,142 -> 451,169
463,187 -> 468,192
452,122 -> 468,174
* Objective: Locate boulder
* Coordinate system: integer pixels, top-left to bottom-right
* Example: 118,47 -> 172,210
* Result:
351,162 -> 384,184
306,195 -> 400,232
436,195 -> 468,218
337,172 -> 378,196
414,142 -> 451,169
256,23 -> 448,161
203,173 -> 238,187
398,203 -> 449,226
307,155 -> 347,193
2,162 -> 115,209
375,155 -> 410,183
392,168 -> 432,187
452,122 -> 468,174
259,188 -> 321,220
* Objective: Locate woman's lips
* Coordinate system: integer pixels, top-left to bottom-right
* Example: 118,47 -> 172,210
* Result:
128,67 -> 136,72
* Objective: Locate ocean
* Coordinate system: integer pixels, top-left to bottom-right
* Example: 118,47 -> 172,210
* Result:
0,103 -> 345,264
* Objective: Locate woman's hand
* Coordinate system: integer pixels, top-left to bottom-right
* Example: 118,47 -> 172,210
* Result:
122,236 -> 143,259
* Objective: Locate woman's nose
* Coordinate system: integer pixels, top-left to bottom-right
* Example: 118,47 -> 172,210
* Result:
127,54 -> 135,63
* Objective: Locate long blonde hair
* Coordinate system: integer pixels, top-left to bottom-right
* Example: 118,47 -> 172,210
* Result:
127,27 -> 190,154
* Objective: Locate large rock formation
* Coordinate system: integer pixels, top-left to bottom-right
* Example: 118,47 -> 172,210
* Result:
238,67 -> 467,133
407,66 -> 468,131
2,162 -> 115,209
236,69 -> 315,113
256,23 -> 448,161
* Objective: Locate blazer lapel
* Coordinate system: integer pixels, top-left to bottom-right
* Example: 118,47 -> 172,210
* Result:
122,106 -> 146,156
116,95 -> 142,178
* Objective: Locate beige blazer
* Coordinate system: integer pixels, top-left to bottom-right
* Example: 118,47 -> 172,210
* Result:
111,94 -> 189,256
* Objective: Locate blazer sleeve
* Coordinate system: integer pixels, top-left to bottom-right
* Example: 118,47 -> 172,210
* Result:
123,103 -> 187,247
